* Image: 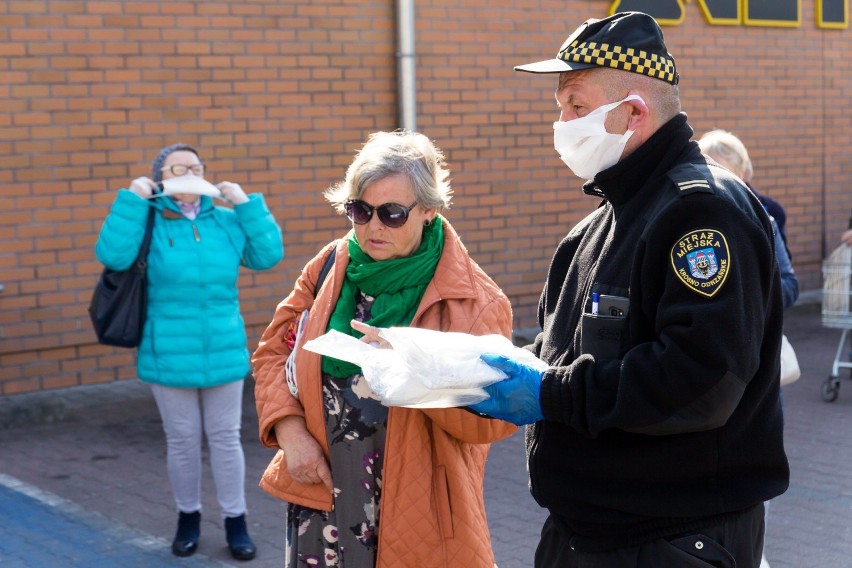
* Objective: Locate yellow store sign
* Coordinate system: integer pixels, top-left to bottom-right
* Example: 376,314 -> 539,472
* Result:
610,0 -> 848,29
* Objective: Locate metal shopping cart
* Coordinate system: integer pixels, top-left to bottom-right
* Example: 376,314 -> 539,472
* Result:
820,244 -> 852,402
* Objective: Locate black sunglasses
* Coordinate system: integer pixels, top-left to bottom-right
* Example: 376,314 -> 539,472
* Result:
344,199 -> 418,229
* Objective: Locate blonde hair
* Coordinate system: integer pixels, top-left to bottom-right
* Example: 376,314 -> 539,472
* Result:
325,131 -> 453,213
697,129 -> 753,182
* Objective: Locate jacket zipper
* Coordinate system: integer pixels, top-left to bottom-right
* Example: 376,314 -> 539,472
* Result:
192,224 -> 200,242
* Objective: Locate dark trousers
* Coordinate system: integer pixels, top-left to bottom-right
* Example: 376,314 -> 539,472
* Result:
535,504 -> 765,568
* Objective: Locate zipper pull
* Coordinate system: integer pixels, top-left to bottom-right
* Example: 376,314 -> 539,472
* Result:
192,224 -> 200,242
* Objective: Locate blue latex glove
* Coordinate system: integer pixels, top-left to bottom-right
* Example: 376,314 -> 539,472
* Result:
468,353 -> 544,426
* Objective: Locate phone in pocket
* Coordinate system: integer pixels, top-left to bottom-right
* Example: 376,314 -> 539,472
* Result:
598,295 -> 629,318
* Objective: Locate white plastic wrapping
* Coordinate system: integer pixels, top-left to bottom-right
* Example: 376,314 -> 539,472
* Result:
302,327 -> 548,408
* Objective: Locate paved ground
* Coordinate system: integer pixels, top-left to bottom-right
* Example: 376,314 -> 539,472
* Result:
1,301 -> 851,567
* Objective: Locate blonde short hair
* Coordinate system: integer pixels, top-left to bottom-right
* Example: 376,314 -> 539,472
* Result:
697,129 -> 753,183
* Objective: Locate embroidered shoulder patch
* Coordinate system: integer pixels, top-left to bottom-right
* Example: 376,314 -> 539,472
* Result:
670,229 -> 730,297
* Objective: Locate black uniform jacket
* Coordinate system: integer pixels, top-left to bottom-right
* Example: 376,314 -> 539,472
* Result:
529,114 -> 790,551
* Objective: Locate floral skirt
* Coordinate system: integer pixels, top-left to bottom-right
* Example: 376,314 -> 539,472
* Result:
286,371 -> 388,567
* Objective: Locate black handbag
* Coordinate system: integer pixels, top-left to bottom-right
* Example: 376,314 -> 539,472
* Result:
88,208 -> 156,347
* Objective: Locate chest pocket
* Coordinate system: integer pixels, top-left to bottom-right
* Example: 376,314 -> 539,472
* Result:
580,311 -> 628,360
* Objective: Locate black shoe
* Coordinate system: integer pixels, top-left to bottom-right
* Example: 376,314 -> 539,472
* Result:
225,514 -> 257,560
171,510 -> 201,557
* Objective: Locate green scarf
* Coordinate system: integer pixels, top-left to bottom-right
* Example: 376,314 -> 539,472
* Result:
321,216 -> 444,378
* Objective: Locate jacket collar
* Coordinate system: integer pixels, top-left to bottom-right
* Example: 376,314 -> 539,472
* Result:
419,218 -> 479,305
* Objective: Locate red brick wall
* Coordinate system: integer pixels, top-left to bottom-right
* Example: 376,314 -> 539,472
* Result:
1,0 -> 849,395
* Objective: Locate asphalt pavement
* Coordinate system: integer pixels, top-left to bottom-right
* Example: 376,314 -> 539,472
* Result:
1,301 -> 851,567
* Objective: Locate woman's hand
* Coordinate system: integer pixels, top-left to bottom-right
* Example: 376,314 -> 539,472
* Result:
350,320 -> 391,349
128,176 -> 157,199
273,416 -> 334,492
217,181 -> 250,205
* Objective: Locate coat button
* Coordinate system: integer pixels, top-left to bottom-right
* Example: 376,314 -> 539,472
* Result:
695,540 -> 704,550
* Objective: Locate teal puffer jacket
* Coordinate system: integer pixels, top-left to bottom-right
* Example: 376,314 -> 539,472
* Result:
95,189 -> 284,388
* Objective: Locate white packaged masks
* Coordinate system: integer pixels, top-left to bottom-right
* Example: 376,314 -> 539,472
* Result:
303,327 -> 549,408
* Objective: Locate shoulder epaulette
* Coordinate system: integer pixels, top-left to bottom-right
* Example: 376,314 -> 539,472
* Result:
666,163 -> 714,197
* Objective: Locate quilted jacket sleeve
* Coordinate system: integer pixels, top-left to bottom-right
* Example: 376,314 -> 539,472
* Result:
94,190 -> 151,271
252,242 -> 336,449
233,193 -> 284,271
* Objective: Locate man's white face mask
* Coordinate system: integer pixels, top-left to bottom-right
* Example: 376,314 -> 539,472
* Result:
553,94 -> 644,180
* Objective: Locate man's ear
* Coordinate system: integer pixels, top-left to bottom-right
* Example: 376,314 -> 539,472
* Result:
624,92 -> 650,131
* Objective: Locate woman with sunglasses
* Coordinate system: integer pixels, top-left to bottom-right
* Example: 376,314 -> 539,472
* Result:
94,143 -> 284,560
252,131 -> 516,567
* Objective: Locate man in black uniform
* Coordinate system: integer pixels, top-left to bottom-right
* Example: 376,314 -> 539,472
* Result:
469,11 -> 789,568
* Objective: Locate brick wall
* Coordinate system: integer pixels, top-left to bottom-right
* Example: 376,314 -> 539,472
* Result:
1,0 -> 850,395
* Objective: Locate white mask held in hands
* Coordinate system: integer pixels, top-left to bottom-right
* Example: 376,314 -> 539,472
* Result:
158,176 -> 222,199
553,94 -> 644,180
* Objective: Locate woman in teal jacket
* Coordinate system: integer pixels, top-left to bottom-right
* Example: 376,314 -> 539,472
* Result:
95,143 -> 283,560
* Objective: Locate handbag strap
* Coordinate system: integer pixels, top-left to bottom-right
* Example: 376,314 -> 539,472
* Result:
314,246 -> 337,298
135,207 -> 156,264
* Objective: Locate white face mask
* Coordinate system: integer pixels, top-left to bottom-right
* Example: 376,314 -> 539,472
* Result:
553,94 -> 644,180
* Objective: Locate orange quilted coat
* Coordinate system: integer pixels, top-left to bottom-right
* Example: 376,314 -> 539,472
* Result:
252,218 -> 517,567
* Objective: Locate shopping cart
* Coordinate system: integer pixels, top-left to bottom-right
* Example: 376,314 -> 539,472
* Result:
820,244 -> 852,402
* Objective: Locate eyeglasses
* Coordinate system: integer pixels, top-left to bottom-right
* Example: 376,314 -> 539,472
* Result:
344,199 -> 418,229
160,163 -> 205,176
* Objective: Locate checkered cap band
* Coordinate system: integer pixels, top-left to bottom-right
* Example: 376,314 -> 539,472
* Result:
559,41 -> 677,84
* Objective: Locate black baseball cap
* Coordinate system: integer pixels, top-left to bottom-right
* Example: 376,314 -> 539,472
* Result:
514,11 -> 679,85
